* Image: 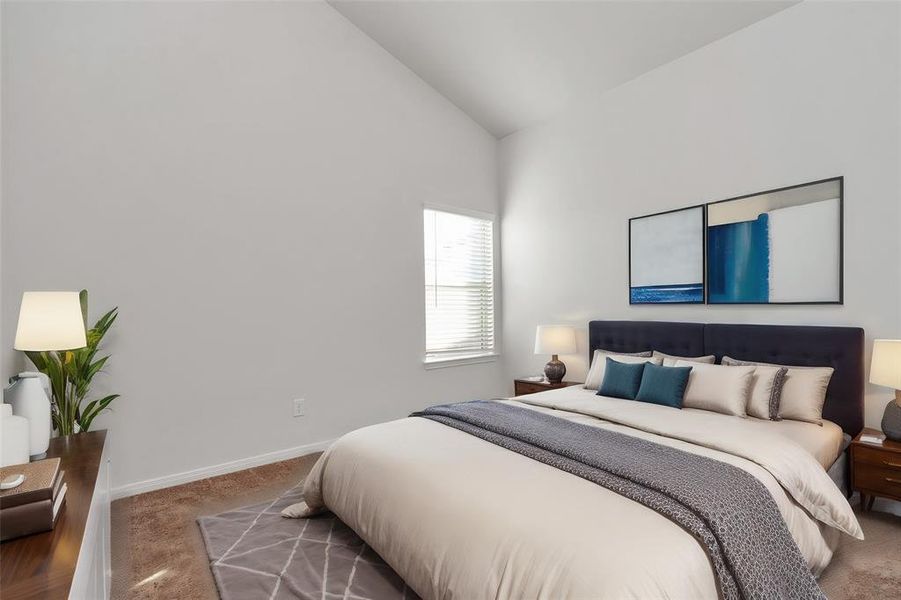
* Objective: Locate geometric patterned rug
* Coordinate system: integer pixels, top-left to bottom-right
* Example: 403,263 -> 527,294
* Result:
197,484 -> 420,600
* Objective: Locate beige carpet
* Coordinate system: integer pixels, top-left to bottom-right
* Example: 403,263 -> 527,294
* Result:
817,504 -> 901,599
111,453 -> 900,599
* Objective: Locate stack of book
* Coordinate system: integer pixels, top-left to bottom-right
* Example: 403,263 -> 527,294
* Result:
860,431 -> 886,445
0,458 -> 67,542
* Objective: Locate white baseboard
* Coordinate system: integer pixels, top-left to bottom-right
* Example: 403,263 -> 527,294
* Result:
111,438 -> 334,501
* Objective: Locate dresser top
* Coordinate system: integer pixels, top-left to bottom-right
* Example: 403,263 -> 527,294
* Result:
1,430 -> 107,600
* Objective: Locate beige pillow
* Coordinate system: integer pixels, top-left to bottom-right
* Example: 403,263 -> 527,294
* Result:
675,361 -> 755,417
585,351 -> 660,390
722,356 -> 834,425
653,350 -> 716,367
777,367 -> 834,424
745,366 -> 788,420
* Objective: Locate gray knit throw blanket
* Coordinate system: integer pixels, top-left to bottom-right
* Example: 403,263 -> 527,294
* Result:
412,401 -> 824,600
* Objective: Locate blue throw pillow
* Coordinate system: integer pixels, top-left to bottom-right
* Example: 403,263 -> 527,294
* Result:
598,357 -> 646,400
635,363 -> 693,408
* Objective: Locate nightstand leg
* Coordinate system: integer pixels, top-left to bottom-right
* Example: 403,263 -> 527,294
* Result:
859,493 -> 868,511
866,495 -> 876,511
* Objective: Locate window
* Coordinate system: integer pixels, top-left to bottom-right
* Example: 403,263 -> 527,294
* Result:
423,207 -> 496,365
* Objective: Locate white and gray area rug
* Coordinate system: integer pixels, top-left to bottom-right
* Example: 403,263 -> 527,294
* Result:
198,485 -> 419,600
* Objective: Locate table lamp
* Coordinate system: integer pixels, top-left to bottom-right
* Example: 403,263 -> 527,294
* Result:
534,325 -> 576,384
870,339 -> 901,441
8,292 -> 87,457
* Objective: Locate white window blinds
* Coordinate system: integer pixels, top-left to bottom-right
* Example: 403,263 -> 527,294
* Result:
424,208 -> 495,361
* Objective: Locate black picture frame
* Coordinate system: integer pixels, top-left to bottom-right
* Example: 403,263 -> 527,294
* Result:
705,176 -> 843,305
628,204 -> 707,305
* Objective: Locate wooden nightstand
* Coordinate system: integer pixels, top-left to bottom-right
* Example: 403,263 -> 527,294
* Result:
850,427 -> 901,511
513,378 -> 581,397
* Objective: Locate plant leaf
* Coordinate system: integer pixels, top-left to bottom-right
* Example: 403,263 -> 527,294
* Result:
79,394 -> 119,432
79,289 -> 89,328
86,355 -> 109,379
93,308 -> 117,336
24,351 -> 48,372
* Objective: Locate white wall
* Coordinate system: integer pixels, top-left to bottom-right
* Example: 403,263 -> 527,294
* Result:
1,1 -> 505,492
500,1 -> 901,428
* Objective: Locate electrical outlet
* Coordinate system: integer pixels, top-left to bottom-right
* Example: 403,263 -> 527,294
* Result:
293,398 -> 305,417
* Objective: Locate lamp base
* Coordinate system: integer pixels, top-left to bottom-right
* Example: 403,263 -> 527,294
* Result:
882,391 -> 901,442
544,355 -> 566,384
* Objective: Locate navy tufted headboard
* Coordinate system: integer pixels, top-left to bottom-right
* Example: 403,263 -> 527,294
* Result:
588,320 -> 865,436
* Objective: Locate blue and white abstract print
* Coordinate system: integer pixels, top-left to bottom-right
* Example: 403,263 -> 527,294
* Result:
630,206 -> 704,304
707,192 -> 840,304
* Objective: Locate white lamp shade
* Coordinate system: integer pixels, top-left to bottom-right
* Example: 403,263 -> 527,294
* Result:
14,292 -> 88,351
534,325 -> 577,355
870,339 -> 901,390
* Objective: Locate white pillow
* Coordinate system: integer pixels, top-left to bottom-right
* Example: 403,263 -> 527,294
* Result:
585,352 -> 662,391
675,361 -> 755,417
722,356 -> 834,425
652,350 -> 716,367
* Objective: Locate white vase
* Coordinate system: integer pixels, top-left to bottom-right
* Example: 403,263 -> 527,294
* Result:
5,373 -> 51,458
0,403 -> 30,467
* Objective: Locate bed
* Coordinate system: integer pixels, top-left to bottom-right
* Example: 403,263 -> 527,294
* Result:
287,321 -> 865,600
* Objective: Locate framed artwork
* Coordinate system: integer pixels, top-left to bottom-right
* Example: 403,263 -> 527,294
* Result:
706,177 -> 843,304
629,205 -> 705,304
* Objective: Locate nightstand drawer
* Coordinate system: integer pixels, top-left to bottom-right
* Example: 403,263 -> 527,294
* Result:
853,465 -> 901,499
853,446 -> 901,470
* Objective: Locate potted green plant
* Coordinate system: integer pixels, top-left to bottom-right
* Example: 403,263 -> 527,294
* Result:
25,290 -> 119,435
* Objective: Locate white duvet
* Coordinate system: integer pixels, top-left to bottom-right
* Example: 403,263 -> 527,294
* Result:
289,387 -> 862,600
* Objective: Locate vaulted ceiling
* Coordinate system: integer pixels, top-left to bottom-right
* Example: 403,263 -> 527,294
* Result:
331,1 -> 797,138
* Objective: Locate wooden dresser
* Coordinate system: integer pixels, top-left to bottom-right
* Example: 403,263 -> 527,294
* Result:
850,427 -> 901,511
1,430 -> 111,599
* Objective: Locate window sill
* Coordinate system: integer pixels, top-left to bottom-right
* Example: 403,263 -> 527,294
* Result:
423,353 -> 499,370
